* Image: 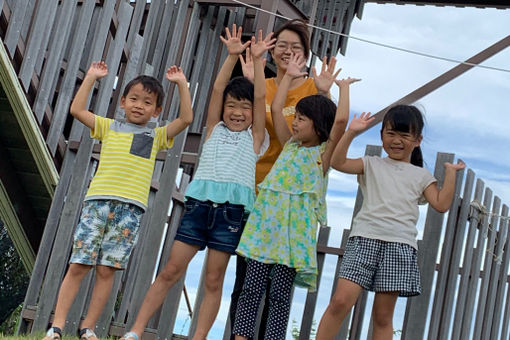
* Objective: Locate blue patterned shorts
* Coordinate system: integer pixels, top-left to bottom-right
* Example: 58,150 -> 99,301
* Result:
338,236 -> 421,297
70,199 -> 143,269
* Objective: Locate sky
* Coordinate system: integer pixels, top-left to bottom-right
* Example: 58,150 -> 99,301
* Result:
170,3 -> 510,339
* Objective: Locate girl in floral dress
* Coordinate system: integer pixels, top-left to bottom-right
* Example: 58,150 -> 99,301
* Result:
233,52 -> 360,340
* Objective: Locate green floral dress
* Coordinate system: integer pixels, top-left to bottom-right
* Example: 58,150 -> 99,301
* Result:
236,139 -> 328,291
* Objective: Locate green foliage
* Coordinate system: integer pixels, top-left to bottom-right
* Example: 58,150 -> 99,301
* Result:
291,318 -> 316,340
0,223 -> 29,330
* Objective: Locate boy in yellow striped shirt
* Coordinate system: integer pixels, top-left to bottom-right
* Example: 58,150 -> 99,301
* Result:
43,61 -> 193,340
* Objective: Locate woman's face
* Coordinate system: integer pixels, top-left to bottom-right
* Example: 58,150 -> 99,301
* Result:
271,29 -> 305,72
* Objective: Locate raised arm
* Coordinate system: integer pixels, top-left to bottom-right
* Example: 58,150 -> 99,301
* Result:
423,161 -> 466,212
206,24 -> 250,139
164,65 -> 193,139
250,30 -> 275,154
331,112 -> 374,174
270,52 -> 307,145
239,47 -> 266,84
70,61 -> 108,129
321,77 -> 360,174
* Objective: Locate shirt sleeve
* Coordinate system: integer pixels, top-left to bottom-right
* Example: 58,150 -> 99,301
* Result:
90,116 -> 113,141
155,126 -> 174,150
418,169 -> 437,205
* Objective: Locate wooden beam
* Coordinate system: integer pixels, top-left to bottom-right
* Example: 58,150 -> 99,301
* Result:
361,34 -> 510,133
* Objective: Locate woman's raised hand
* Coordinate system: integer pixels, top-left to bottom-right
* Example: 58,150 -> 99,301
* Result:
220,24 -> 251,56
313,56 -> 341,94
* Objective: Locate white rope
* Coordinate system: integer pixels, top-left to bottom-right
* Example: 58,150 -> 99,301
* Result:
231,0 -> 510,74
470,200 -> 509,264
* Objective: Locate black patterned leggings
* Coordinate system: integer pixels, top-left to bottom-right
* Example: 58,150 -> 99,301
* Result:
233,259 -> 296,339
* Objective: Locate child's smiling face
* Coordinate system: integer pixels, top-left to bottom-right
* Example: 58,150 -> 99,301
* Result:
222,94 -> 253,132
381,126 -> 422,162
120,83 -> 162,126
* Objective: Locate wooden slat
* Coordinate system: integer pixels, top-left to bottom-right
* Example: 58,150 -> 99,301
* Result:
299,226 -> 330,339
437,162 -> 469,340
459,186 -> 493,340
4,0 -> 29,56
473,195 -> 501,340
18,0 -> 58,90
45,0 -> 95,154
426,153 -> 462,340
403,153 -> 456,339
33,0 -> 77,123
450,177 -> 485,340
334,229 -> 351,340
490,205 -> 510,340
149,0 -> 177,75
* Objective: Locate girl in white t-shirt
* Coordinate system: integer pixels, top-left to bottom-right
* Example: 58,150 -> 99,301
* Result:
316,105 -> 465,340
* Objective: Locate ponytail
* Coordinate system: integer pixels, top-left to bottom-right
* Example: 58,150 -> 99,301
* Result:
411,146 -> 423,167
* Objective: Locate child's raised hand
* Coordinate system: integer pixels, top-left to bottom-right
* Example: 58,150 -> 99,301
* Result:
285,52 -> 307,79
336,77 -> 361,87
312,56 -> 341,94
444,160 -> 466,171
166,65 -> 187,84
87,61 -> 108,79
250,30 -> 276,59
348,112 -> 373,132
220,24 -> 251,56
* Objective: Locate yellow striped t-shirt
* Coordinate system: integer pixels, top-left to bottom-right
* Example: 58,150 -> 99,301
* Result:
85,116 -> 174,210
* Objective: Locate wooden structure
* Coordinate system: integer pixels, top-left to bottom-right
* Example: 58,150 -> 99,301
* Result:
0,0 -> 508,339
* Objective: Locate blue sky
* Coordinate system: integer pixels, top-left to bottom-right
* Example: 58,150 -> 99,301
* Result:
170,3 -> 510,339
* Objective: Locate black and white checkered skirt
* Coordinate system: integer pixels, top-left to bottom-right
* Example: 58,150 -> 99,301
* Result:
338,236 -> 421,297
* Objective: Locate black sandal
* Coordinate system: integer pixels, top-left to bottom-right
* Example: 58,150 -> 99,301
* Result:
78,328 -> 99,340
43,327 -> 62,340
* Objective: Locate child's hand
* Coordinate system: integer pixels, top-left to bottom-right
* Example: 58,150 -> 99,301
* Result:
444,161 -> 466,171
336,77 -> 361,87
285,52 -> 307,79
220,24 -> 251,56
166,65 -> 187,84
87,61 -> 108,80
250,30 -> 276,59
348,112 -> 373,132
312,56 -> 341,94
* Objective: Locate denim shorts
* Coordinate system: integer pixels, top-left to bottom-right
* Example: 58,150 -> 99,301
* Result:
338,236 -> 421,297
69,199 -> 143,269
174,197 -> 248,254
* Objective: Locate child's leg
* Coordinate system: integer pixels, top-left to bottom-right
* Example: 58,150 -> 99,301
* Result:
192,249 -> 231,340
51,263 -> 92,329
129,241 -> 199,336
80,265 -> 117,331
371,292 -> 398,340
315,278 -> 364,340
264,264 -> 296,340
233,260 -> 272,340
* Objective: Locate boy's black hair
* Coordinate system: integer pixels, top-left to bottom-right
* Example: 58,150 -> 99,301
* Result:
382,105 -> 425,167
274,19 -> 311,59
222,76 -> 254,105
122,75 -> 165,107
295,94 -> 336,143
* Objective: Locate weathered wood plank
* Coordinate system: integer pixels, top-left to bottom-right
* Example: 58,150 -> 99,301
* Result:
437,161 -> 469,340
490,204 -> 510,340
299,226 -> 330,340
4,0 -> 29,57
45,0 -> 95,154
450,177 -> 484,340
33,0 -> 77,123
459,186 -> 493,340
427,153 -> 462,340
18,0 -> 58,90
473,195 -> 501,339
